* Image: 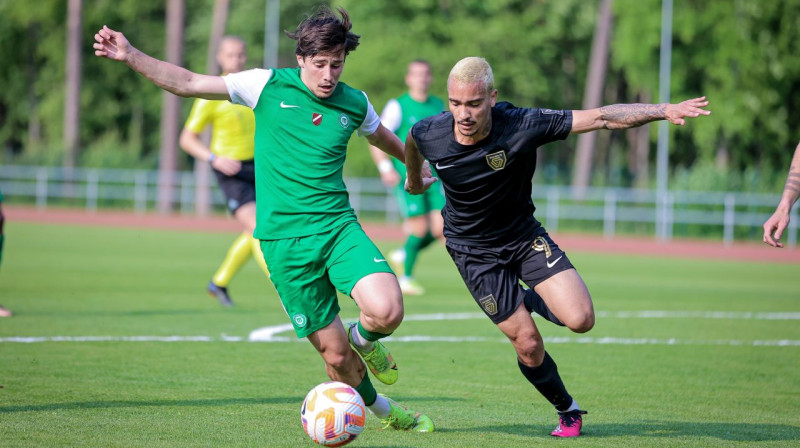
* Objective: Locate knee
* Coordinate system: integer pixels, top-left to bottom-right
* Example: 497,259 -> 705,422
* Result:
565,311 -> 595,333
320,346 -> 354,373
510,333 -> 544,364
372,305 -> 404,332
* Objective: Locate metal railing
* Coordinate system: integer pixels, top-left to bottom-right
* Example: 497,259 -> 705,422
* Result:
0,165 -> 794,247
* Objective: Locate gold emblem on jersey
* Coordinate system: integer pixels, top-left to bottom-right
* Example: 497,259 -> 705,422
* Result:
532,236 -> 552,258
486,151 -> 507,171
478,294 -> 498,315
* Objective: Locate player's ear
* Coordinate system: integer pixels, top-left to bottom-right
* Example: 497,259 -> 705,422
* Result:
489,89 -> 498,107
296,54 -> 305,68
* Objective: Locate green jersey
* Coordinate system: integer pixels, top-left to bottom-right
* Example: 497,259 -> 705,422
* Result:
381,93 -> 444,175
224,68 -> 381,240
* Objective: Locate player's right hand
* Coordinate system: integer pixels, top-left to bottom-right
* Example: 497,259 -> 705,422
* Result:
405,176 -> 438,195
93,25 -> 132,62
763,210 -> 789,248
212,156 -> 242,176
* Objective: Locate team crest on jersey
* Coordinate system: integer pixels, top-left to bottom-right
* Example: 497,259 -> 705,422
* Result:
478,294 -> 498,315
312,113 -> 323,126
485,151 -> 507,171
338,113 -> 350,129
292,313 -> 308,328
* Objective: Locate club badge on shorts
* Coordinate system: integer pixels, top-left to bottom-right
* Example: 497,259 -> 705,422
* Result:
479,294 -> 498,315
532,236 -> 552,258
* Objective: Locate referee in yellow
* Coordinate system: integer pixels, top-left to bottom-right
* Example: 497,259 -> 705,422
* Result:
179,36 -> 268,306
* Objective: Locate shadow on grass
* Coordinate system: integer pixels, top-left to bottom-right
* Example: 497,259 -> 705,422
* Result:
1,395 -> 465,415
464,421 -> 800,442
0,396 -> 298,413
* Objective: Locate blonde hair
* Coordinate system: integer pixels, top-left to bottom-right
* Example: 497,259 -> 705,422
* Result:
448,57 -> 494,92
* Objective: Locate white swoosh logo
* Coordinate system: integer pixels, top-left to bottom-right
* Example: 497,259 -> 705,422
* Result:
374,257 -> 386,263
435,162 -> 454,169
546,256 -> 563,269
280,101 -> 300,109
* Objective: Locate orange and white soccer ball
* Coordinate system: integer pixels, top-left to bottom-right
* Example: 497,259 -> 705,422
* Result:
301,381 -> 366,447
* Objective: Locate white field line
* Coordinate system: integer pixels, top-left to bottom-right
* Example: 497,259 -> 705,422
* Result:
2,311 -> 799,346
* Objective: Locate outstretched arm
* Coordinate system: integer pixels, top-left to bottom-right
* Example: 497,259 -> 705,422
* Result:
763,141 -> 800,248
93,25 -> 229,100
404,131 -> 438,195
571,96 -> 710,134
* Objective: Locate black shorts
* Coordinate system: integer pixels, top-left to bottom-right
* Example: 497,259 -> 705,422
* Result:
445,227 -> 574,324
213,160 -> 256,214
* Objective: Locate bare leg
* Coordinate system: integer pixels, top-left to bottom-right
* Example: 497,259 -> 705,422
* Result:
534,268 -> 594,333
306,316 -> 366,386
350,272 -> 404,334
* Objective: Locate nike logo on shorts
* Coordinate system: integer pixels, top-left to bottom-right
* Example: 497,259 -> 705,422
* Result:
435,162 -> 455,169
374,257 -> 386,263
546,256 -> 563,269
280,101 -> 300,108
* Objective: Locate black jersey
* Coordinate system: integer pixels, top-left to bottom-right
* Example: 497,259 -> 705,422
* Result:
411,102 -> 572,246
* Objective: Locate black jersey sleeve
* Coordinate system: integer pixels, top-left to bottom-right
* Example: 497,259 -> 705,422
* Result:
492,102 -> 572,151
519,107 -> 573,145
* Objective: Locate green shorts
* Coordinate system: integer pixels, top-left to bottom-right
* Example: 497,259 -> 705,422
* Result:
260,221 -> 394,338
391,159 -> 446,218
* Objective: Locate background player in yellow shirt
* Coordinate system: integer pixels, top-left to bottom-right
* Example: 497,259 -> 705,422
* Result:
179,36 -> 268,306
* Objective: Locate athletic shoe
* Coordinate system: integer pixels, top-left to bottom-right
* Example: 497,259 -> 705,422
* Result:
379,395 -> 434,432
347,322 -> 398,385
389,249 -> 405,276
399,276 -> 425,296
0,305 -> 12,317
551,410 -> 587,438
206,281 -> 234,307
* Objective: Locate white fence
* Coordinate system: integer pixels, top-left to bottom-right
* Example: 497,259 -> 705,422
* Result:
0,165 -> 795,247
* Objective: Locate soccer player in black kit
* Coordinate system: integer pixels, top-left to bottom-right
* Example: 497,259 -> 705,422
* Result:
404,57 -> 710,438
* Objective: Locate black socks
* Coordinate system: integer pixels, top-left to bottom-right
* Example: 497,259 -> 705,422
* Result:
517,351 -> 573,412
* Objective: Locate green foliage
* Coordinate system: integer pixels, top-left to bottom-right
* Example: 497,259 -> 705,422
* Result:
613,0 -> 800,174
1,0 -> 799,191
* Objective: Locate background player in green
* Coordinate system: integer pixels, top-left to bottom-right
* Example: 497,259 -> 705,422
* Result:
179,36 -> 269,306
405,57 -> 709,438
0,188 -> 9,317
368,60 -> 445,295
94,7 -> 436,432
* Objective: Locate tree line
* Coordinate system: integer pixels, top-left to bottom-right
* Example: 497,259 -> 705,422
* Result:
1,0 -> 798,196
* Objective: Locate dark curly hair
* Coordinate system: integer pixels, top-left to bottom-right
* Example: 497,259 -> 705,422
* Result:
285,6 -> 360,58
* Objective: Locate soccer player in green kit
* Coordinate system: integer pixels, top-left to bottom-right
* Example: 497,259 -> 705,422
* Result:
94,7 -> 435,432
369,60 -> 446,295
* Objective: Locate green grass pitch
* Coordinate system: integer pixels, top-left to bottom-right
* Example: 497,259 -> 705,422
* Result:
1,222 -> 798,447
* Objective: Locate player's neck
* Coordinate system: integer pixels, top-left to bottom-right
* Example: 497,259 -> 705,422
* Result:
409,90 -> 428,103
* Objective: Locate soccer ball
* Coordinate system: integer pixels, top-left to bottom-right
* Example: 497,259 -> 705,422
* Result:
301,381 -> 366,447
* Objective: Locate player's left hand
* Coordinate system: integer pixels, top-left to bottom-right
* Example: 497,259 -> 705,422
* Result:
666,96 -> 711,125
